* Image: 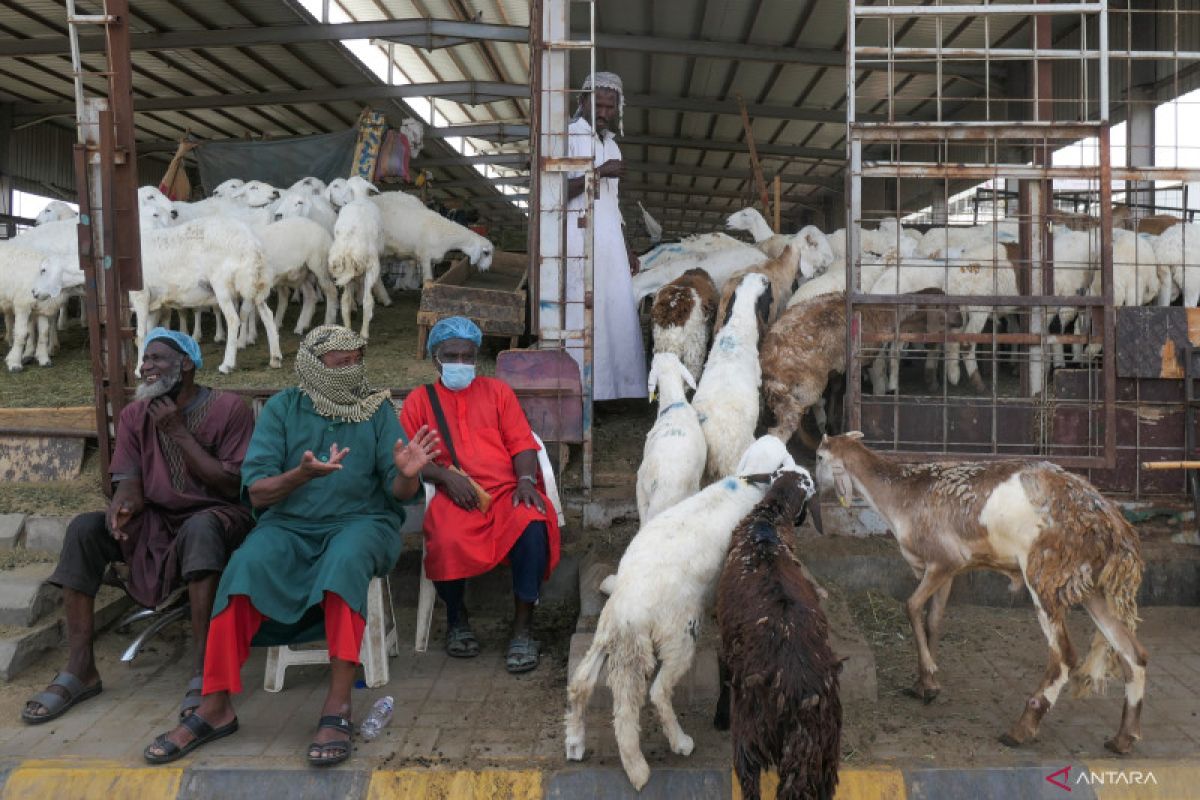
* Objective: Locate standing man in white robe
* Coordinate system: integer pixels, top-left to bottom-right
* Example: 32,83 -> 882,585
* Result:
564,71 -> 648,401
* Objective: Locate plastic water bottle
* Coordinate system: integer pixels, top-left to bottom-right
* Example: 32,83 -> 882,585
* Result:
359,696 -> 394,741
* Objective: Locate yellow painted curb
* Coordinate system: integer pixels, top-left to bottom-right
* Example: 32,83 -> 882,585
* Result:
1084,759 -> 1200,800
1,759 -> 183,800
367,769 -> 542,800
731,768 -> 906,800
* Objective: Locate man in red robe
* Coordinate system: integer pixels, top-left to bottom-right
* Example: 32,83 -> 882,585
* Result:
400,316 -> 560,673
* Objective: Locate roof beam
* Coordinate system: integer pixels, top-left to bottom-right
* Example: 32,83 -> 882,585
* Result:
624,93 -> 881,125
620,134 -> 843,162
416,153 -> 529,168
620,181 -> 826,203
0,19 -> 527,58
595,32 -> 996,78
13,82 -> 530,117
624,160 -> 841,189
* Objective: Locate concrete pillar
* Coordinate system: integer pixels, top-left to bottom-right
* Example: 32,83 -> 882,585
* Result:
1127,2 -> 1157,216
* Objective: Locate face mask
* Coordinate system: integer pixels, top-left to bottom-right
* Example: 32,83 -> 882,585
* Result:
440,362 -> 476,391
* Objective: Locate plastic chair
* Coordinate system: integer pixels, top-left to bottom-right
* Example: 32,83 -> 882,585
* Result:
263,575 -> 399,692
414,433 -> 564,652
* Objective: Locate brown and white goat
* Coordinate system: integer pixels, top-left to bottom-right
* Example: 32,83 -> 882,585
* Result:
651,267 -> 719,384
714,244 -> 800,328
815,433 -> 1147,754
716,471 -> 841,800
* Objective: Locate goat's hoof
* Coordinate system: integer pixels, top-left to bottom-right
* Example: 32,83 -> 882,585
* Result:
712,710 -> 729,731
38,359 -> 52,368
219,364 -> 235,375
564,737 -> 586,762
1104,734 -> 1137,755
6,364 -> 22,373
671,733 -> 694,756
903,685 -> 939,704
269,357 -> 283,369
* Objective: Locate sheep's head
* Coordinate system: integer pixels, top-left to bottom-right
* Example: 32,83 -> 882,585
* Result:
346,176 -> 380,201
35,201 -> 75,226
469,238 -> 494,270
324,178 -> 350,208
32,255 -> 84,301
273,191 -> 310,222
646,351 -> 696,404
138,186 -> 175,219
815,431 -> 865,511
796,225 -> 833,278
140,207 -> 172,231
211,178 -> 245,198
762,469 -> 818,530
237,180 -> 281,208
289,176 -> 326,195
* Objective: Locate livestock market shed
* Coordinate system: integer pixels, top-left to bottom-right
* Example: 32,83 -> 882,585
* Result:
2,0 -> 1200,506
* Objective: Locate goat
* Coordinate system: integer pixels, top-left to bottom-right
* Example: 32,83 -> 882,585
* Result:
815,433 -> 1148,754
636,352 -> 705,525
714,245 -> 802,328
565,435 -> 803,791
716,470 -> 840,800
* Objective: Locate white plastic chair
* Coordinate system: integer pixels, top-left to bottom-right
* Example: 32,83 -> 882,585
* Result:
263,575 -> 399,692
414,433 -> 565,652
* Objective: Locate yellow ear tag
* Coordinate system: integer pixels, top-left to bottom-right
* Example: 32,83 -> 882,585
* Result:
839,494 -> 850,508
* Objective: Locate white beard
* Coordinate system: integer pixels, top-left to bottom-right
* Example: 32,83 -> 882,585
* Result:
135,364 -> 182,402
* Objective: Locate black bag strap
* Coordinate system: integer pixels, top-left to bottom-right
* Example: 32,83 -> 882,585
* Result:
424,384 -> 460,468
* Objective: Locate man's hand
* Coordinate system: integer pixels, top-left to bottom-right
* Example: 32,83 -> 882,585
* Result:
107,498 -> 136,541
627,245 -> 640,276
513,478 -> 547,514
441,470 -> 480,511
596,158 -> 625,179
147,396 -> 187,439
298,443 -> 349,479
394,425 -> 440,479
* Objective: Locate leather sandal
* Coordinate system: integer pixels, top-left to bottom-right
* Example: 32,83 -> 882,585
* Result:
308,715 -> 353,767
144,712 -> 239,764
22,672 -> 103,725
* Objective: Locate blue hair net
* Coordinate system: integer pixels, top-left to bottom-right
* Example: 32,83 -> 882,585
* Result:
144,327 -> 203,369
427,316 -> 482,356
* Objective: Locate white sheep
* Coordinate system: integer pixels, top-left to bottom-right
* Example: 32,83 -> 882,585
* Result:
1076,229 -> 1166,361
34,201 -> 77,226
564,435 -> 804,791
288,176 -> 327,196
692,272 -> 773,480
132,207 -> 281,374
210,178 -> 245,198
172,179 -> 280,224
724,209 -> 835,275
632,233 -> 768,303
240,217 -> 337,341
371,190 -> 494,283
273,189 -> 338,234
1,247 -> 77,371
328,198 -> 385,340
636,352 -> 705,525
1152,222 -> 1200,307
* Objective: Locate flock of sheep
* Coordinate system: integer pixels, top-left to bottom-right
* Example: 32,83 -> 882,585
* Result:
563,207 -> 1159,796
0,175 -> 494,374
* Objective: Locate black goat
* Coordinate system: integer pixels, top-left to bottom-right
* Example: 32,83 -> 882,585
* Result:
715,470 -> 842,800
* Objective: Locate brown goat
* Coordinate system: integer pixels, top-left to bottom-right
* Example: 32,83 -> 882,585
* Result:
815,433 -> 1148,754
1112,205 -> 1181,235
716,471 -> 841,800
760,293 -> 921,450
714,244 -> 800,328
651,267 -> 719,383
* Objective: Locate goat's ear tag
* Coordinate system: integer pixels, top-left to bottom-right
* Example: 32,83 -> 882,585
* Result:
839,493 -> 850,508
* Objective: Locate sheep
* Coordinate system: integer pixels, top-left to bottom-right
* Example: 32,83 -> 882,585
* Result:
172,179 -> 280,224
692,272 -> 774,480
651,267 -> 719,384
243,217 -> 337,339
132,207 -> 281,374
724,208 -> 837,277
34,201 -> 77,226
716,470 -> 840,800
210,178 -> 244,198
1,247 -> 77,371
288,176 -> 327,196
726,206 -> 790,258
636,352 -> 705,525
915,222 -> 1018,259
714,245 -> 802,328
1075,229 -> 1167,361
371,190 -> 494,283
327,197 -> 385,340
1152,222 -> 1200,308
761,292 -> 914,449
815,432 -> 1148,754
273,189 -> 338,234
1112,205 -> 1180,235
564,435 -> 805,791
632,233 -> 768,302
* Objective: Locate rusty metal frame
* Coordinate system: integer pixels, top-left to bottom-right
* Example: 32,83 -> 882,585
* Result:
845,0 -> 1117,469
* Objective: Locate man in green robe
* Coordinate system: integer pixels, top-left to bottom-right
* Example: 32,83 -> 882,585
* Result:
144,325 -> 439,767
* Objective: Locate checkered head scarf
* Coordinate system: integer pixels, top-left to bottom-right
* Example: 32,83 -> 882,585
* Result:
295,325 -> 391,423
581,71 -> 624,137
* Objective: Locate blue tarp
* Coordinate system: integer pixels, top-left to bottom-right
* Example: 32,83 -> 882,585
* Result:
195,127 -> 357,193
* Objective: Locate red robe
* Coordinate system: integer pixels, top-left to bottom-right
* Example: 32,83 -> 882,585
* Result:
399,377 -> 561,582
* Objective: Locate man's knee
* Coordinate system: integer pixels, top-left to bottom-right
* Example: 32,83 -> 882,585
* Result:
176,514 -> 228,581
47,511 -> 115,596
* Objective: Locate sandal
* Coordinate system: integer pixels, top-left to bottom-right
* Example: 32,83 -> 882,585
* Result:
307,715 -> 353,767
144,712 -> 239,764
505,634 -> 540,674
179,676 -> 203,720
21,671 -> 103,725
445,624 -> 480,658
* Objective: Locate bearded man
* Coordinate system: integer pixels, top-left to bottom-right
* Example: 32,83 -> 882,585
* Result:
143,325 -> 438,768
24,328 -> 255,725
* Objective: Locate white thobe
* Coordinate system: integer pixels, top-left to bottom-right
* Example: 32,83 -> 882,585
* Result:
565,116 -> 648,400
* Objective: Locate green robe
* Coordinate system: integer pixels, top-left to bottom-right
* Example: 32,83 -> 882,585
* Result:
214,387 -> 410,645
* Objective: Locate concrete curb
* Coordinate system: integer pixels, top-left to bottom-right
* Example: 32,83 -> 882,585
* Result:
0,759 -> 1194,799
